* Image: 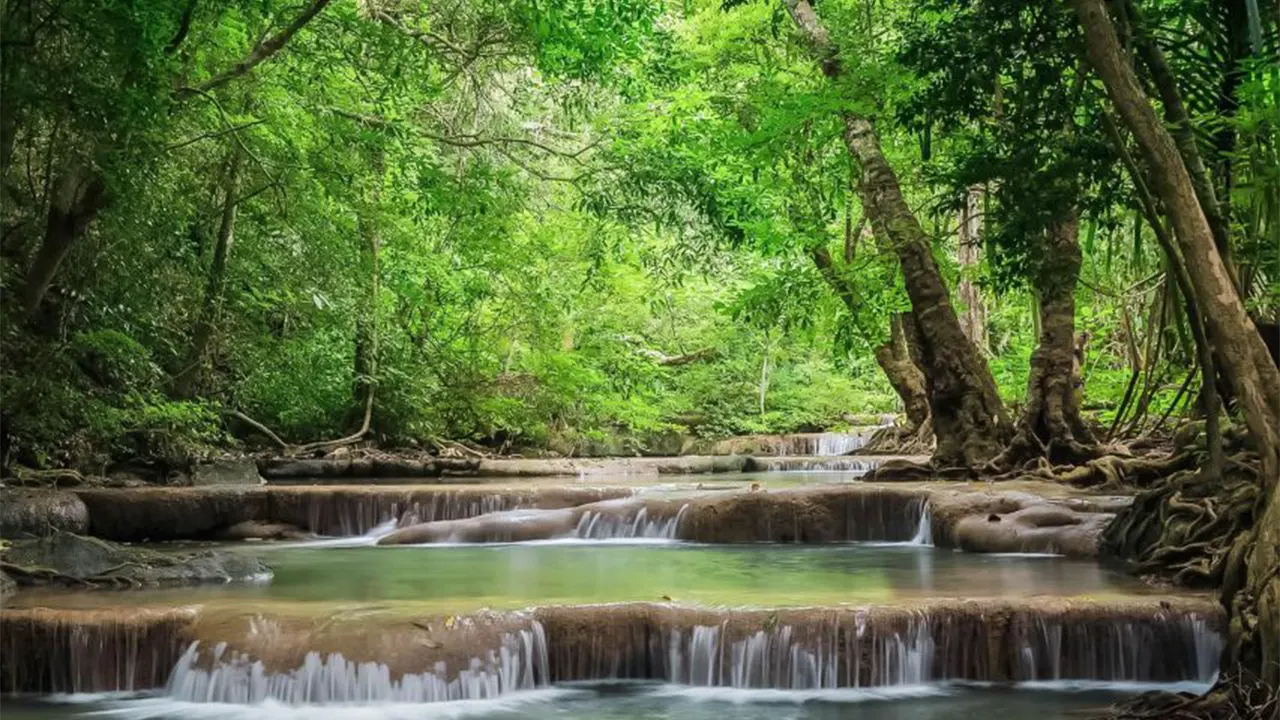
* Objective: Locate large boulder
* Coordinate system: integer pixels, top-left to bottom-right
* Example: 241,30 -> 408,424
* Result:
0,490 -> 89,538
2,531 -> 270,586
192,459 -> 263,487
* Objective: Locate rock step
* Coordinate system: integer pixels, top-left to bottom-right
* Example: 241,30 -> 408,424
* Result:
0,597 -> 1223,696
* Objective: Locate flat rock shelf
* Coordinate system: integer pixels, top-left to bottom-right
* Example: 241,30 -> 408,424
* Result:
0,473 -> 1224,720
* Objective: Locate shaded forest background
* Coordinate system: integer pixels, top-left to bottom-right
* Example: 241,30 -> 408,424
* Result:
1,0 -> 1275,471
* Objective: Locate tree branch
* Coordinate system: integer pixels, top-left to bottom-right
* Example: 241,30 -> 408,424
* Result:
177,0 -> 332,97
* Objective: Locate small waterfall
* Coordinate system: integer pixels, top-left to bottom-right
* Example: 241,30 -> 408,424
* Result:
573,505 -> 689,540
909,500 -> 932,546
746,457 -> 880,473
163,623 -> 549,704
542,605 -> 1223,688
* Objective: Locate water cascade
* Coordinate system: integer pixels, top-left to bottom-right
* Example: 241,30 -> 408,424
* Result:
745,456 -> 881,473
909,500 -> 933,545
573,505 -> 690,540
541,603 -> 1223,688
164,623 -> 550,704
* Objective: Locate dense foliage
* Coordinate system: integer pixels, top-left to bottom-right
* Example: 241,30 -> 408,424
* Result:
1,0 -> 1274,469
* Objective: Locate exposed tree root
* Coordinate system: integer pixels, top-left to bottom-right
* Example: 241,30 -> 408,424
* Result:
1094,669 -> 1277,720
1099,454 -> 1259,589
856,419 -> 934,456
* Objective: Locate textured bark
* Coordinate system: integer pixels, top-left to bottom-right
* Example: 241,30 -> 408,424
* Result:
998,214 -> 1097,467
786,0 -> 1009,468
956,186 -> 988,353
172,153 -> 241,399
1073,0 -> 1279,475
809,247 -> 930,431
1122,0 -> 1235,288
1074,0 -> 1280,691
20,163 -> 107,317
874,314 -> 931,432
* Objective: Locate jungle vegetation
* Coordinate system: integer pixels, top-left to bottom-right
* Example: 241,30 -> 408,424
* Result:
1,0 -> 1278,707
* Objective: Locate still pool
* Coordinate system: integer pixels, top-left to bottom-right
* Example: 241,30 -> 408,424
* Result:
10,541 -> 1159,613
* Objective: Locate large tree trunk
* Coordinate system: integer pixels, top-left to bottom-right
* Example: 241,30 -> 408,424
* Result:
956,185 -> 988,353
1073,0 -> 1280,690
20,163 -> 107,317
786,0 -> 1009,469
998,213 -> 1097,467
171,153 -> 241,399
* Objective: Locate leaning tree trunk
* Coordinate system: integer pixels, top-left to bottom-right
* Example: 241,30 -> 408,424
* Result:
874,313 -> 931,432
1073,0 -> 1280,691
786,0 -> 1009,469
998,212 -> 1097,467
20,163 -> 107,318
172,153 -> 241,399
809,246 -> 931,431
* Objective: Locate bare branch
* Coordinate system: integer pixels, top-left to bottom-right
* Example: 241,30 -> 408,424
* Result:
177,0 -> 332,98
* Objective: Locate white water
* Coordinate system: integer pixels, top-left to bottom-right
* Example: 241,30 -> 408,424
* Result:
747,457 -> 880,473
909,501 -> 932,546
164,623 -> 549,705
572,505 -> 689,540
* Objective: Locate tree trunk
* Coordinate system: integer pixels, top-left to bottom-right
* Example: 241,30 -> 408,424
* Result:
998,212 -> 1097,466
874,313 -> 931,431
809,246 -> 930,431
1073,0 -> 1280,690
1073,0 -> 1280,472
20,163 -> 107,317
171,152 -> 241,399
956,185 -> 988,353
786,0 -> 1009,469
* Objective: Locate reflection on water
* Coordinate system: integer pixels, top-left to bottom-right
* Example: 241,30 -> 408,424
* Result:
10,543 -> 1154,612
0,681 -> 1194,720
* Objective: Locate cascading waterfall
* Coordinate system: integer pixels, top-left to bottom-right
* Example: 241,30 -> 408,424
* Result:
163,623 -> 550,704
545,608 -> 1223,689
573,505 -> 689,540
747,456 -> 880,473
909,500 -> 932,546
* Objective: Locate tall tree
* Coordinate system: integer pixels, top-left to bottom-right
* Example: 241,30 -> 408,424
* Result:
1071,0 -> 1280,690
784,0 -> 1010,469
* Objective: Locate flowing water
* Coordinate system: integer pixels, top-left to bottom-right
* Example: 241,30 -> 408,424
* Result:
1,471 -> 1220,718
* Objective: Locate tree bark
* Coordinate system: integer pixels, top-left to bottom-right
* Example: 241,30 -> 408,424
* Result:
1073,0 -> 1280,690
1073,0 -> 1280,473
998,212 -> 1097,466
786,0 -> 1010,468
1122,0 -> 1236,290
809,246 -> 930,431
956,185 -> 988,353
20,163 -> 108,318
171,152 -> 241,398
875,313 -> 931,431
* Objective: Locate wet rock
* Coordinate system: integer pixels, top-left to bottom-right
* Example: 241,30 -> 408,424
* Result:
951,504 -> 1112,558
192,459 -> 263,487
2,531 -> 270,587
0,489 -> 89,538
215,520 -> 309,541
0,570 -> 16,601
76,487 -> 267,541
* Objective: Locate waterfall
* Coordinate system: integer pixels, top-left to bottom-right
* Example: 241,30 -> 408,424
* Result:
814,433 -> 866,456
163,623 -> 549,704
543,606 -> 1224,688
573,505 -> 689,540
746,457 -> 880,473
909,500 -> 932,546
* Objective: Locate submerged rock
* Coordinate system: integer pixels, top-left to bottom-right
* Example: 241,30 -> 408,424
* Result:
0,489 -> 89,538
1,531 -> 269,588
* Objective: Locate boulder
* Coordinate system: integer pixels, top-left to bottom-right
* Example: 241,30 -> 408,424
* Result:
0,490 -> 89,538
2,531 -> 271,586
192,459 -> 263,487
